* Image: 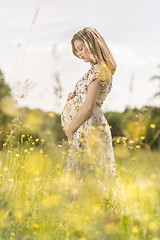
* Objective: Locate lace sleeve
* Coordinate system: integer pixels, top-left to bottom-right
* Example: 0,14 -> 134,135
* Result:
88,63 -> 112,89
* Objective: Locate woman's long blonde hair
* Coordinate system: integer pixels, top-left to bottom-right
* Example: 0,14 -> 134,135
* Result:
71,27 -> 117,75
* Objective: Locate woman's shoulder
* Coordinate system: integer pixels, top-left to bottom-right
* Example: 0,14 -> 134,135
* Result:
90,62 -> 112,82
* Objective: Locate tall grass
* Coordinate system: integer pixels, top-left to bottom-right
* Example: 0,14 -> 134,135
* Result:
0,121 -> 160,240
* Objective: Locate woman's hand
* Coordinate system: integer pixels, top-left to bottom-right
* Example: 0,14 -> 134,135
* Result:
67,90 -> 76,101
63,125 -> 73,141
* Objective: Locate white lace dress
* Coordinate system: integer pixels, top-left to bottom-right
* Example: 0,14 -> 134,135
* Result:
61,62 -> 126,211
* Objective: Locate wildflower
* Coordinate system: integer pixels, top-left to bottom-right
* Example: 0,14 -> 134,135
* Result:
131,226 -> 139,233
30,148 -> 33,151
150,174 -> 157,180
3,143 -> 6,147
21,134 -> 25,137
150,124 -> 156,128
140,136 -> 145,140
57,164 -> 62,168
128,139 -> 134,144
109,125 -> 112,129
135,145 -> 141,149
57,172 -> 61,176
24,149 -> 28,152
14,210 -> 23,219
10,232 -> 16,236
42,194 -> 62,207
79,237 -> 86,240
58,145 -> 62,147
32,223 -> 40,228
15,153 -> 20,157
116,138 -> 120,143
3,167 -> 9,171
79,138 -> 84,142
149,222 -> 158,231
35,138 -> 39,142
68,149 -> 73,152
48,112 -> 55,117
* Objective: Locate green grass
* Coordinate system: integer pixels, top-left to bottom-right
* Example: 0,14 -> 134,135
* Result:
0,136 -> 160,240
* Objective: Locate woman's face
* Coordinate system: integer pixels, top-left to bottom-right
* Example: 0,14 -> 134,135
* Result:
74,39 -> 91,63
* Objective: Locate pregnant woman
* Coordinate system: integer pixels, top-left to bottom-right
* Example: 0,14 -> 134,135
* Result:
61,27 -> 120,195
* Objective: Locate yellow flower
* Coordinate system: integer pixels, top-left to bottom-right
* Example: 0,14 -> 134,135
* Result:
116,138 -> 120,143
149,222 -> 158,231
131,226 -> 139,233
35,138 -> 39,142
135,145 -> 141,149
79,138 -> 84,142
140,136 -> 145,140
150,173 -> 157,180
150,124 -> 156,128
48,112 -> 55,117
32,223 -> 40,228
3,166 -> 9,171
10,232 -> 16,236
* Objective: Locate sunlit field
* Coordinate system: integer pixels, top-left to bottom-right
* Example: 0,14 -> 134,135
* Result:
0,111 -> 160,240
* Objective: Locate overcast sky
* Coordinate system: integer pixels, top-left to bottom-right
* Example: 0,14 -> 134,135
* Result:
0,0 -> 160,114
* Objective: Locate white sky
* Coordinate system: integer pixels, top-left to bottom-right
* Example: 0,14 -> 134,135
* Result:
0,0 -> 160,114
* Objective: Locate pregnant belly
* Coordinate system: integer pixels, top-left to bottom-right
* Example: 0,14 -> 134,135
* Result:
61,96 -> 81,127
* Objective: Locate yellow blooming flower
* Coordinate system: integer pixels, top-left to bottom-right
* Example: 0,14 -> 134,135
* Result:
140,136 -> 145,140
131,226 -> 139,233
116,138 -> 120,143
24,149 -> 28,152
109,125 -> 112,129
150,124 -> 156,128
21,134 -> 25,137
136,145 -> 141,149
32,223 -> 40,228
3,143 -> 6,147
49,112 -> 55,117
35,138 -> 39,142
3,167 -> 9,171
149,222 -> 158,231
10,232 -> 16,236
150,173 -> 157,180
79,138 -> 84,142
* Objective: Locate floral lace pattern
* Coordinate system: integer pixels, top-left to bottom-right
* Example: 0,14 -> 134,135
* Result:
61,64 -> 125,210
61,62 -> 118,182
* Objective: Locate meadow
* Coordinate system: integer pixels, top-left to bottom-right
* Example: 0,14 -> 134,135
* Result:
0,119 -> 160,240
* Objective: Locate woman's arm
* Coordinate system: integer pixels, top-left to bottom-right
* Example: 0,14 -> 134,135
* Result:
63,79 -> 101,140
